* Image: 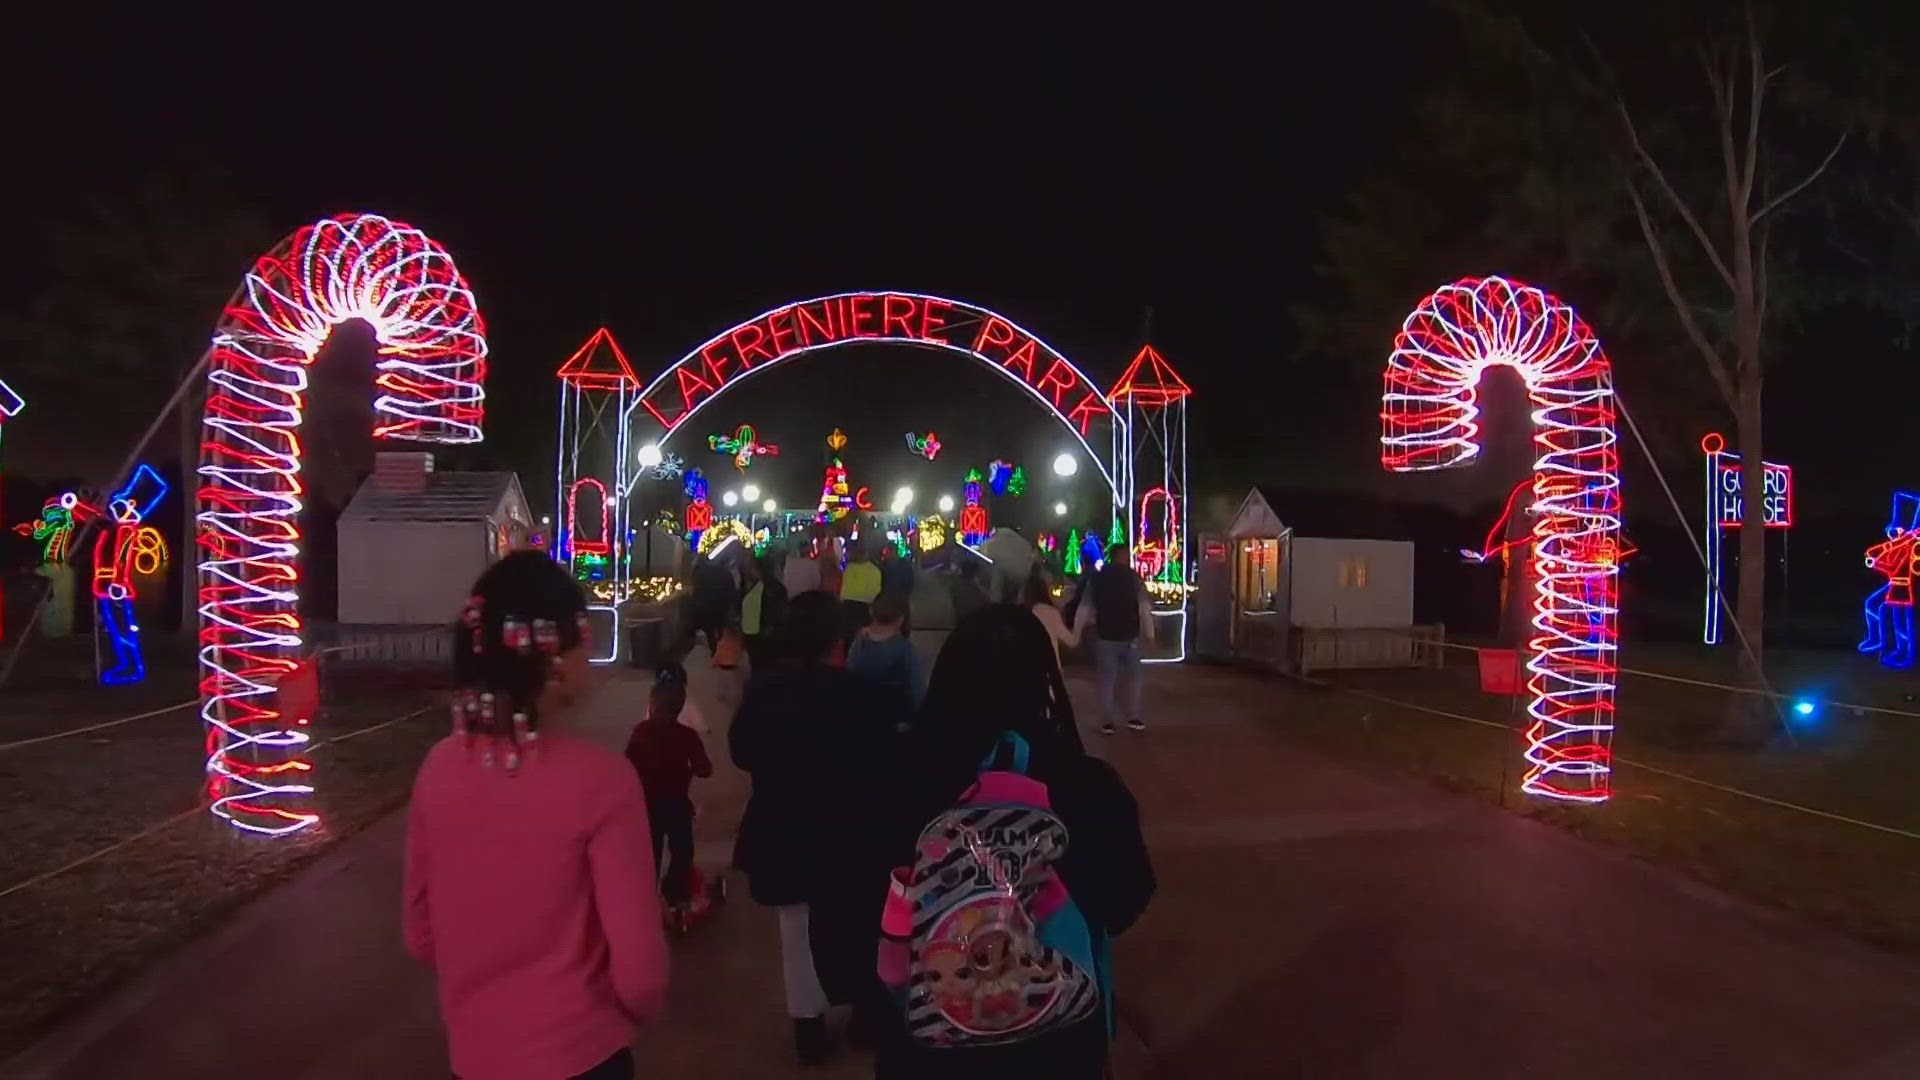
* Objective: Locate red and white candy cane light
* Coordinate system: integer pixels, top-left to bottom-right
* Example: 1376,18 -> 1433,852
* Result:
1381,276 -> 1622,803
197,213 -> 487,834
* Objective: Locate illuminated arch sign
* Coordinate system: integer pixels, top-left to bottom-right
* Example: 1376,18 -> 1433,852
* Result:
633,293 -> 1116,444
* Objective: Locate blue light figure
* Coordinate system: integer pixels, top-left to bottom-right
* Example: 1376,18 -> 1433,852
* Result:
92,464 -> 169,685
1860,492 -> 1920,669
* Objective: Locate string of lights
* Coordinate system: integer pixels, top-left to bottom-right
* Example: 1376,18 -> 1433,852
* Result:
1383,276 -> 1621,803
197,213 -> 486,835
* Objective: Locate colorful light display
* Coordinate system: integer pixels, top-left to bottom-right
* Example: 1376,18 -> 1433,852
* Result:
916,514 -> 949,552
987,460 -> 1014,496
1064,528 -> 1084,575
709,423 -> 778,471
1861,491 -> 1920,669
91,465 -> 170,685
684,469 -> 712,550
960,469 -> 989,545
1382,275 -> 1621,803
555,327 -> 638,666
1699,432 -> 1793,645
818,429 -> 856,521
905,431 -> 942,460
197,213 -> 487,835
1134,486 -> 1182,583
567,477 -> 611,556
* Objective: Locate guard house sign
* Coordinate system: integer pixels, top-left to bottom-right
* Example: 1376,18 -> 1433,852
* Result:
1701,432 -> 1793,644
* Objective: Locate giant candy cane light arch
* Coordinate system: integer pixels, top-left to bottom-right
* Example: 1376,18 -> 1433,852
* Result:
197,213 -> 486,834
1382,276 -> 1622,802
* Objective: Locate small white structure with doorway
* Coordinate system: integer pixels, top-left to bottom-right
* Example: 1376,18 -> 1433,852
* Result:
336,452 -> 533,647
1197,487 -> 1441,673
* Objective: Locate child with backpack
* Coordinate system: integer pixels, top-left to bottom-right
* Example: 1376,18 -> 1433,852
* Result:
623,663 -> 714,918
847,591 -> 923,709
863,605 -> 1154,1079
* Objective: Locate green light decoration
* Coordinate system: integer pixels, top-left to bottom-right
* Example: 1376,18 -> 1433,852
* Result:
1108,516 -> 1125,548
1007,465 -> 1027,497
1064,527 -> 1083,576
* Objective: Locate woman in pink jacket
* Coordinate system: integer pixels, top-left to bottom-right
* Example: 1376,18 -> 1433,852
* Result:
405,552 -> 668,1080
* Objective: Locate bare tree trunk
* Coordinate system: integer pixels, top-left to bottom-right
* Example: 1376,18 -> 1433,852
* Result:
1725,368 -> 1773,744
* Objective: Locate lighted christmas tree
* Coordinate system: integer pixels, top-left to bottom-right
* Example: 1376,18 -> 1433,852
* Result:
1108,515 -> 1126,549
816,428 -> 855,521
1007,465 -> 1027,497
1064,527 -> 1083,575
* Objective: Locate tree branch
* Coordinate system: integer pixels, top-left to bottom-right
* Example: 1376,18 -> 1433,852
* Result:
1626,179 -> 1740,407
1619,97 -> 1738,289
1751,132 -> 1849,222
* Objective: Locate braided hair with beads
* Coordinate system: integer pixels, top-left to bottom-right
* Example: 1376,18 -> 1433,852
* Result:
450,552 -> 590,773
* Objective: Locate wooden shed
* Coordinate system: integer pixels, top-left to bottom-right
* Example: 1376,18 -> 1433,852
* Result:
337,453 -> 532,626
1197,487 -> 1442,672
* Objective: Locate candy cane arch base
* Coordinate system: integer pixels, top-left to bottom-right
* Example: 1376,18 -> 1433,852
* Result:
197,213 -> 486,835
1382,276 -> 1621,803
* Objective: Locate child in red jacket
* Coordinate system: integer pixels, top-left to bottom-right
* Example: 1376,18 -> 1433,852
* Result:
624,663 -> 713,912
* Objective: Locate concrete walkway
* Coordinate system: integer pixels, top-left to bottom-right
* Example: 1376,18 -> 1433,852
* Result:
11,660 -> 1920,1078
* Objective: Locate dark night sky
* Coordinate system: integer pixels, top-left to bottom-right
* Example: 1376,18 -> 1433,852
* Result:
4,8 -> 1426,516
5,3 -> 1901,593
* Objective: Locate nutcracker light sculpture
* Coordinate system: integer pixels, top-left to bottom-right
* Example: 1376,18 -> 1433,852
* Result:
90,464 -> 171,685
1861,491 -> 1920,670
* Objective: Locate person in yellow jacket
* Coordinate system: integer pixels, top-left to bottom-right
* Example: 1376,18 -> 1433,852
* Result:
838,539 -> 883,649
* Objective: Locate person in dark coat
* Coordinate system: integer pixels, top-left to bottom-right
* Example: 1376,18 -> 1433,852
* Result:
849,604 -> 1155,1079
728,590 -> 908,1066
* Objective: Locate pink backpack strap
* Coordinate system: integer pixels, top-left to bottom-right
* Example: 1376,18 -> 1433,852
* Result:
962,770 -> 1052,809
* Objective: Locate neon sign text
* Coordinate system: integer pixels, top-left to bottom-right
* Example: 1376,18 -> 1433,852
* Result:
636,293 -> 1114,438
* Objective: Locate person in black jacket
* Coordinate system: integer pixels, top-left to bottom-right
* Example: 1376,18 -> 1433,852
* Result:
860,604 -> 1155,1080
729,590 -> 908,1067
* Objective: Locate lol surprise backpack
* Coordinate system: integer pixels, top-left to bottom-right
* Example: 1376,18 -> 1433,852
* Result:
879,732 -> 1101,1047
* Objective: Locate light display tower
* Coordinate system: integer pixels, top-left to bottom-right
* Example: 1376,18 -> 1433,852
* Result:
555,327 -> 640,663
1108,344 -> 1192,662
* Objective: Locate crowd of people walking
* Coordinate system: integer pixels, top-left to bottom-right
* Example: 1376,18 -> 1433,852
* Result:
404,525 -> 1159,1078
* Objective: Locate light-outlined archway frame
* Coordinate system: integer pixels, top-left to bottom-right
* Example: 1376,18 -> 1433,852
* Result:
196,212 -> 487,836
625,292 -> 1128,502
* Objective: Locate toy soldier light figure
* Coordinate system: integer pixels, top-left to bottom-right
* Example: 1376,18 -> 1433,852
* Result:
91,465 -> 170,685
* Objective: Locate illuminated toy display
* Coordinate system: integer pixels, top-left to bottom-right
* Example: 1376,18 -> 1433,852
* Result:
987,460 -> 1015,496
196,213 -> 486,835
817,428 -> 856,521
90,465 -> 171,685
684,469 -> 713,550
709,423 -> 778,471
13,491 -> 86,637
1382,276 -> 1621,803
959,469 -> 989,545
1861,491 -> 1920,669
905,431 -> 942,460
916,514 -> 949,552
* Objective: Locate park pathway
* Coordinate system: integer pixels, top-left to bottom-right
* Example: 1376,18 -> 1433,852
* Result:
10,660 -> 1920,1078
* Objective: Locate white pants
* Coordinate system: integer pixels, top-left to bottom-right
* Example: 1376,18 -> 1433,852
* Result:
776,904 -> 829,1019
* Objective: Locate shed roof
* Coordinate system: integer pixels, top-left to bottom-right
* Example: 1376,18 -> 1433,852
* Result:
341,471 -> 526,523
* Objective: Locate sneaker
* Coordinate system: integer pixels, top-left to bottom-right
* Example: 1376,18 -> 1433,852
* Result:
1100,723 -> 1117,736
794,1015 -> 832,1067
1127,719 -> 1146,732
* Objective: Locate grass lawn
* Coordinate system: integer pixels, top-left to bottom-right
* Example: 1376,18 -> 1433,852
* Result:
1238,645 -> 1920,957
0,643 -> 446,1058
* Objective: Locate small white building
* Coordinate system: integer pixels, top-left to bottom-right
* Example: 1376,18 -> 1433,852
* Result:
337,452 -> 532,626
1197,487 -> 1441,672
